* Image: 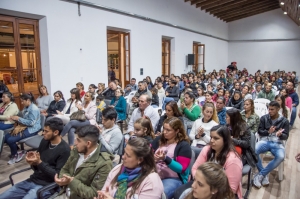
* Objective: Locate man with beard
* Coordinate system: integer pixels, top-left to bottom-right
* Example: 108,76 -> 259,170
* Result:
52,125 -> 113,199
0,118 -> 70,199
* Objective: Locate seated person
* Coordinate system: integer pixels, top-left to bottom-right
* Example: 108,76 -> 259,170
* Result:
97,138 -> 163,199
162,80 -> 179,110
55,88 -> 82,125
134,81 -> 152,99
179,92 -> 201,134
151,117 -> 192,199
226,108 -> 257,167
189,102 -> 219,158
76,82 -> 85,98
151,87 -> 159,108
96,94 -> 106,124
60,91 -> 97,148
157,80 -> 166,107
212,88 -> 224,102
109,88 -> 126,121
241,99 -> 260,134
253,101 -> 289,188
102,81 -> 117,100
156,101 -> 183,136
216,96 -> 227,125
98,107 -> 123,154
87,84 -> 97,102
257,83 -> 275,101
191,125 -> 243,198
179,162 -> 234,199
132,117 -> 155,143
0,118 -> 70,199
196,87 -> 205,106
0,91 -> 19,130
286,81 -> 298,127
280,88 -> 292,111
42,91 -> 66,119
127,94 -> 160,138
275,94 -> 291,122
241,85 -> 252,100
252,83 -> 262,100
227,91 -> 244,111
96,83 -> 105,95
5,93 -> 41,165
124,78 -> 137,96
201,91 -> 215,107
36,85 -> 53,113
52,125 -> 113,199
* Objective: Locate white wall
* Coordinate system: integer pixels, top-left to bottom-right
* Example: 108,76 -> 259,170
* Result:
0,0 -> 228,96
228,9 -> 300,75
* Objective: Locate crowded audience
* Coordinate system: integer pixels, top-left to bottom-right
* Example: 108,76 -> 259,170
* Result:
1,66 -> 299,199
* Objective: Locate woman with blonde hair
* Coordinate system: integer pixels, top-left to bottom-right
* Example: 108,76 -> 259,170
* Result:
182,162 -> 235,199
241,99 -> 260,134
152,117 -> 192,199
189,102 -> 219,158
36,85 -> 53,113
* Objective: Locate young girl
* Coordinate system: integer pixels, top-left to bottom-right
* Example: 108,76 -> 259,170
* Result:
96,94 -> 106,112
133,117 -> 155,143
201,91 -> 214,107
224,90 -> 230,105
196,87 -> 205,106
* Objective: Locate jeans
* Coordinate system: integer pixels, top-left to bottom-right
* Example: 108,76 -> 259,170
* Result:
290,106 -> 297,126
0,179 -> 51,199
0,123 -> 14,130
162,97 -> 175,110
5,128 -> 39,156
60,120 -> 90,146
255,140 -> 285,176
162,178 -> 183,199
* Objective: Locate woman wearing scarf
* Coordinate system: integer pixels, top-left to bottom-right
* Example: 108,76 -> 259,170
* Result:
227,91 -> 244,111
97,138 -> 163,199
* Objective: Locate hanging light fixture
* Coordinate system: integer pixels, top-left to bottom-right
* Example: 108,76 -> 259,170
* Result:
280,2 -> 284,5
283,11 -> 287,14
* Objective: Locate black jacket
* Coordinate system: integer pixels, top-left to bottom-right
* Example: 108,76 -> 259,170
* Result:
151,94 -> 159,106
227,97 -> 244,111
103,88 -> 116,100
166,86 -> 179,101
46,100 -> 66,117
258,114 -> 289,140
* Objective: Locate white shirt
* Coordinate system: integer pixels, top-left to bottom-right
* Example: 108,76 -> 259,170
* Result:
75,146 -> 98,170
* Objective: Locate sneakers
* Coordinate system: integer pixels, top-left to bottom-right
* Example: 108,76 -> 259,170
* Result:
7,155 -> 17,165
16,150 -> 26,163
253,173 -> 264,189
262,175 -> 269,186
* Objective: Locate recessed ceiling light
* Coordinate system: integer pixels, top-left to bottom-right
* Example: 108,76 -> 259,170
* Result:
280,2 -> 284,5
1,26 -> 8,28
283,12 -> 287,14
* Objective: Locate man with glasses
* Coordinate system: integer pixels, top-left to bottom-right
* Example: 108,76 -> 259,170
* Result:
103,81 -> 117,100
0,118 -> 70,199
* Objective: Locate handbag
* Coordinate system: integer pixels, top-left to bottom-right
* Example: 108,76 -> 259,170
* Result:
10,123 -> 27,136
69,110 -> 86,121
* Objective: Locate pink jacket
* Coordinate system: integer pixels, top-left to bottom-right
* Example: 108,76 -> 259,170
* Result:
192,146 -> 243,199
102,164 -> 164,199
82,101 -> 97,125
285,96 -> 292,110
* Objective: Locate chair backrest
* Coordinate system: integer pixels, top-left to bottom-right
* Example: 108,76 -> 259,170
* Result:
126,103 -> 130,115
0,130 -> 4,156
126,91 -> 137,104
40,114 -> 46,130
188,150 -> 196,172
254,98 -> 270,106
250,132 -> 256,151
117,135 -> 125,157
254,109 -> 263,118
254,103 -> 268,115
104,99 -> 111,107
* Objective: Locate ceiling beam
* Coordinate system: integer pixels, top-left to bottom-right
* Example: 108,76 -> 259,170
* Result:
195,0 -> 224,8
206,0 -> 248,13
191,0 -> 207,5
210,0 -> 266,16
196,0 -> 234,8
279,0 -> 300,26
200,0 -> 240,11
218,1 -> 279,19
224,5 -> 279,22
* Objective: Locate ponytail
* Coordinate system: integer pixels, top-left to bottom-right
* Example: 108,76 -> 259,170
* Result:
20,92 -> 35,104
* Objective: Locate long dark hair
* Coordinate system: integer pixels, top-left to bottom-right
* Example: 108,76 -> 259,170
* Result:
69,88 -> 81,103
206,125 -> 239,166
110,138 -> 156,198
244,99 -> 255,115
20,92 -> 36,104
165,101 -> 183,117
53,90 -> 65,102
185,162 -> 235,199
226,108 -> 247,138
275,94 -> 288,118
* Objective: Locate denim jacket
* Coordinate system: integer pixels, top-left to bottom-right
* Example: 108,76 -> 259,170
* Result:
18,103 -> 41,134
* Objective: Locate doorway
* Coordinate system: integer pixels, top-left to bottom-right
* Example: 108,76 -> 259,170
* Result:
162,39 -> 170,76
0,15 -> 42,108
107,30 -> 130,88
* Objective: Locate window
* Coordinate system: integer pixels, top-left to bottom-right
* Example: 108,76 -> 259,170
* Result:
193,43 -> 205,73
162,39 -> 170,75
0,15 -> 42,108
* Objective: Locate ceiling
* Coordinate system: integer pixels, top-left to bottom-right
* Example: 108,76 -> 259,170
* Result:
184,0 -> 283,23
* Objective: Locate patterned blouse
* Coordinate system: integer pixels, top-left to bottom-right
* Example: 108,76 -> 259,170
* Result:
241,111 -> 260,134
